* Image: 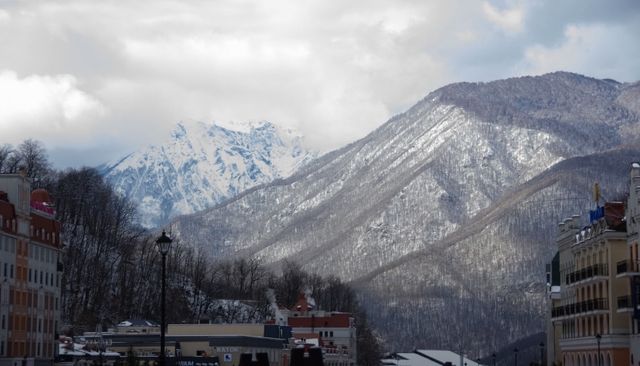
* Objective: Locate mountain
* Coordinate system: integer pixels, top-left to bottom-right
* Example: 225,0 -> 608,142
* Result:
171,72 -> 640,355
101,120 -> 315,228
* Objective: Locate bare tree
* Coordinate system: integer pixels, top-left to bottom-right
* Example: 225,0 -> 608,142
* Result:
0,144 -> 13,173
15,139 -> 51,187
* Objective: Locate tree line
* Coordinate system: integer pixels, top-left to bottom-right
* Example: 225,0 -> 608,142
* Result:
1,139 -> 381,366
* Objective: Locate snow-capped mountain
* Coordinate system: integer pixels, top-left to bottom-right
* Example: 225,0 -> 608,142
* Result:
171,72 -> 640,355
101,120 -> 315,228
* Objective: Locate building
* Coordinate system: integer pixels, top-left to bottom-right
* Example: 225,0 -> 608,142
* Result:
549,200 -> 630,366
546,216 -> 580,366
623,163 -> 640,364
65,323 -> 291,366
381,350 -> 482,366
283,294 -> 356,366
0,174 -> 63,366
114,319 -> 160,334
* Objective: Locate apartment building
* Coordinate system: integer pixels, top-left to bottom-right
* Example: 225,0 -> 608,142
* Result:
0,174 -> 62,366
549,201 -> 629,366
623,163 -> 640,363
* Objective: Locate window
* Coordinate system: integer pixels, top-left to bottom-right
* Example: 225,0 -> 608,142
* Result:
1,315 -> 5,329
330,331 -> 333,337
29,269 -> 32,282
9,264 -> 13,278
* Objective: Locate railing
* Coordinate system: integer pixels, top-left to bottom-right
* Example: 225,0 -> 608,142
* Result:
617,295 -> 631,309
617,260 -> 640,275
551,298 -> 609,318
565,264 -> 608,285
30,201 -> 55,215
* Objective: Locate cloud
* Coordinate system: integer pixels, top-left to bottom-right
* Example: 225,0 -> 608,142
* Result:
0,1 -> 638,168
0,70 -> 106,148
516,22 -> 640,81
0,9 -> 9,23
482,1 -> 524,34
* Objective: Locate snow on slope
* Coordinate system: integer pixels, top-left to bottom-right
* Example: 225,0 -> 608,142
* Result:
102,120 -> 315,228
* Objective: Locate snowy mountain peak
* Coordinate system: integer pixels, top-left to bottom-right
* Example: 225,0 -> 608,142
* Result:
102,120 -> 316,228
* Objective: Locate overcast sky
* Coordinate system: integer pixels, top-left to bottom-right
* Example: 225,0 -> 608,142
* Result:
0,0 -> 639,168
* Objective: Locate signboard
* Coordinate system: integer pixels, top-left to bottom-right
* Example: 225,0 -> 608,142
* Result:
223,354 -> 232,363
216,347 -> 239,353
169,357 -> 220,366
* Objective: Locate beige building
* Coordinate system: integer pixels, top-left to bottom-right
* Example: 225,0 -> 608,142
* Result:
547,215 -> 580,366
623,163 -> 640,364
80,323 -> 291,366
550,201 -> 630,366
0,174 -> 62,366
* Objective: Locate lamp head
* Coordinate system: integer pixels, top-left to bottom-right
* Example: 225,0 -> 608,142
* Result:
156,231 -> 173,255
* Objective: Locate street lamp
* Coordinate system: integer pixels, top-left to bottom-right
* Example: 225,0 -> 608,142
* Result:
539,342 -> 544,366
98,335 -> 105,366
513,348 -> 518,366
156,231 -> 173,366
595,334 -> 602,366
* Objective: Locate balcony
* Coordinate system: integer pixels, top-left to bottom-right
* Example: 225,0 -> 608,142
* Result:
616,295 -> 640,313
565,263 -> 608,286
616,260 -> 640,277
551,298 -> 609,318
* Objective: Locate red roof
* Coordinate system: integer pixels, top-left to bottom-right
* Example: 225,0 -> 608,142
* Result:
31,189 -> 51,203
292,293 -> 314,312
604,202 -> 625,231
288,313 -> 351,328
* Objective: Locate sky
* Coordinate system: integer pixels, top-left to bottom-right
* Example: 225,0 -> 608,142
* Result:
0,0 -> 639,168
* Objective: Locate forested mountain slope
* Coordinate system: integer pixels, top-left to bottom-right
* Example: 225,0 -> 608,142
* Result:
173,72 -> 640,355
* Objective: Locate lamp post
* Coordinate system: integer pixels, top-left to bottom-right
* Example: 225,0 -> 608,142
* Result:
156,231 -> 173,366
539,342 -> 544,366
98,336 -> 105,366
513,348 -> 518,366
596,333 -> 601,366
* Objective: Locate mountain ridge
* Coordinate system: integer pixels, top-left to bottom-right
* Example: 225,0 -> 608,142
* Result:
171,71 -> 640,353
102,120 -> 316,228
